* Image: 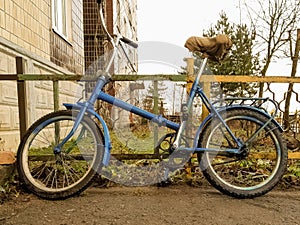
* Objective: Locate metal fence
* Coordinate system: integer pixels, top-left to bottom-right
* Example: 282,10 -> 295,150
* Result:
1,56 -> 300,159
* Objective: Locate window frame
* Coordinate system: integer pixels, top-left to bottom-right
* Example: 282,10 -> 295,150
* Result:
52,0 -> 71,41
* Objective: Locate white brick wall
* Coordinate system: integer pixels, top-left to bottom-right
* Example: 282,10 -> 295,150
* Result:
0,38 -> 83,152
0,0 -> 85,152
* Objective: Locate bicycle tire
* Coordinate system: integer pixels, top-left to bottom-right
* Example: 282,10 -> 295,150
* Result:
17,110 -> 104,199
197,108 -> 287,198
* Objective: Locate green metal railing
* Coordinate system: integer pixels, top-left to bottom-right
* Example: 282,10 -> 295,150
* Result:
1,56 -> 300,159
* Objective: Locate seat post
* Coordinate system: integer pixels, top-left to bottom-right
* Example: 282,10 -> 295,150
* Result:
194,57 -> 208,86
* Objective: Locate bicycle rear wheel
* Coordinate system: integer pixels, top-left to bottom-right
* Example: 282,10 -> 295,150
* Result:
197,108 -> 287,198
17,110 -> 104,199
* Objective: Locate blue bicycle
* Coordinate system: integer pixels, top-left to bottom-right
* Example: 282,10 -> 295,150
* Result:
17,0 -> 287,199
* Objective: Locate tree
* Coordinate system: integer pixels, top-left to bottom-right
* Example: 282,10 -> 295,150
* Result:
142,81 -> 167,115
243,0 -> 300,98
202,12 -> 260,98
283,30 -> 300,129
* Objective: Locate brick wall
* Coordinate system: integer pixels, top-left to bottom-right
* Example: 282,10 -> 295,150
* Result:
0,1 -> 51,60
0,0 -> 84,152
111,0 -> 138,129
0,0 -> 138,152
0,0 -> 84,74
50,0 -> 85,74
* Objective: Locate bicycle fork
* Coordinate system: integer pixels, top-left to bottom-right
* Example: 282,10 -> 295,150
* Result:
53,75 -> 110,155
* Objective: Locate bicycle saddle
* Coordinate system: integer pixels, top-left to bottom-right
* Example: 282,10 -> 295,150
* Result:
184,34 -> 232,61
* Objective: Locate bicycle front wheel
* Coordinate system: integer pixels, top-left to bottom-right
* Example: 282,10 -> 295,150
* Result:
197,108 -> 287,198
17,110 -> 104,199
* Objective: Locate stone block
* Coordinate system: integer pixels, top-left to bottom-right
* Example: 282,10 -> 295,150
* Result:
0,151 -> 16,165
0,164 -> 15,185
0,151 -> 16,185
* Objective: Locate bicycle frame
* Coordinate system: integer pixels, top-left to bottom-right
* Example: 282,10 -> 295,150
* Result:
61,57 -> 261,166
57,1 -> 282,167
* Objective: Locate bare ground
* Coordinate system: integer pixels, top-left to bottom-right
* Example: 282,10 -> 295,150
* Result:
1,184 -> 300,225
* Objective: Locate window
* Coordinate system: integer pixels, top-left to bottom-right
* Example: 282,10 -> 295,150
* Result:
52,0 -> 70,39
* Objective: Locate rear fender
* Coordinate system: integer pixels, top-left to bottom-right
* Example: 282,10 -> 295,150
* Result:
193,105 -> 283,149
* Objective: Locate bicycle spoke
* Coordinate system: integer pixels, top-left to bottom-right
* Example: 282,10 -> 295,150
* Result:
31,163 -> 48,180
42,166 -> 55,188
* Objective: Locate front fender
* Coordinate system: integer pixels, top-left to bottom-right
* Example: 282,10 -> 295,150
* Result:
193,105 -> 283,149
63,103 -> 111,166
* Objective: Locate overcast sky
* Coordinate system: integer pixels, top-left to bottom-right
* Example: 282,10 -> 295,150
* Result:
137,0 -> 241,45
136,0 -> 298,76
135,0 -> 299,112
136,0 -> 241,74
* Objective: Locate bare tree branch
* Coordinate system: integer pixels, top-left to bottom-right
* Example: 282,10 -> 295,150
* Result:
243,0 -> 299,98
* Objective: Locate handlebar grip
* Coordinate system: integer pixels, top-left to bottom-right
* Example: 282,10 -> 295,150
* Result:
121,36 -> 138,48
97,0 -> 103,4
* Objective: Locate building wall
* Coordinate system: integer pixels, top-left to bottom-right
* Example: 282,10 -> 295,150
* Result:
83,0 -> 138,74
0,1 -> 51,60
111,0 -> 139,130
82,0 -> 138,131
0,0 -> 138,152
113,0 -> 138,74
50,0 -> 85,74
0,0 -> 84,152
0,0 -> 84,74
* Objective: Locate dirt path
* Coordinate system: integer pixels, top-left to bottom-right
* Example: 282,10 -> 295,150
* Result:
1,185 -> 300,225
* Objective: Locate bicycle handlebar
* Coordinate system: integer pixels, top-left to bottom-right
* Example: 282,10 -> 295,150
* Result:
121,36 -> 138,48
97,0 -> 138,49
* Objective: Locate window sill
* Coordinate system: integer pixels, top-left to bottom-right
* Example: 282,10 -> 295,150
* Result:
52,28 -> 73,46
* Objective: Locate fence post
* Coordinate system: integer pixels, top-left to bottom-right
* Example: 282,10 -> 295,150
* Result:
16,57 -> 28,140
186,58 -> 194,140
53,80 -> 59,112
153,80 -> 158,148
186,58 -> 194,94
295,110 -> 299,136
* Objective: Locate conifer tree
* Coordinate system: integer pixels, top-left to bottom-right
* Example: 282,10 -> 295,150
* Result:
197,12 -> 261,98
